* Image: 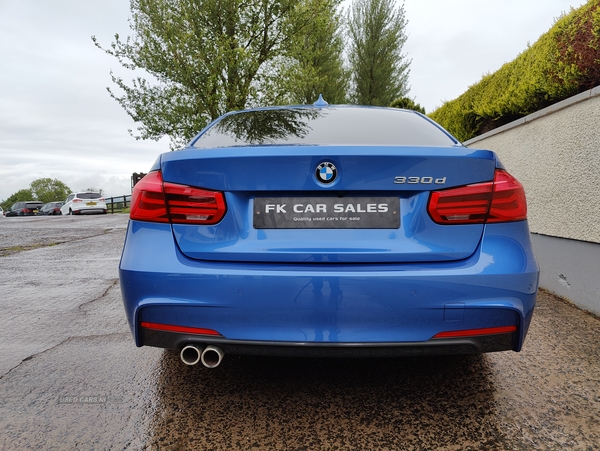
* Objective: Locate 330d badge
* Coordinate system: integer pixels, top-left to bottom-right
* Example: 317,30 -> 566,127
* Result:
394,176 -> 447,185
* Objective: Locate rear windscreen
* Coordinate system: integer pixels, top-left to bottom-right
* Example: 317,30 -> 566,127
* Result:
77,193 -> 102,199
192,107 -> 457,149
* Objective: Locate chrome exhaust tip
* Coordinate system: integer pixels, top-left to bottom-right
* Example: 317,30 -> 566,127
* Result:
201,345 -> 224,368
180,345 -> 203,366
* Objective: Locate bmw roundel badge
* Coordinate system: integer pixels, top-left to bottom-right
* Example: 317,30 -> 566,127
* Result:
316,162 -> 337,184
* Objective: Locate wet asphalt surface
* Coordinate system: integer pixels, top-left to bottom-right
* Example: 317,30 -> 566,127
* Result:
0,215 -> 599,451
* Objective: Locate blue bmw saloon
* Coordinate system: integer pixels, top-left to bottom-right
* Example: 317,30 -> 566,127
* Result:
119,103 -> 539,368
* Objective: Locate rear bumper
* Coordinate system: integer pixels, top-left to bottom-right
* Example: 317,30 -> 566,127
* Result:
120,220 -> 539,355
72,208 -> 107,214
140,327 -> 517,357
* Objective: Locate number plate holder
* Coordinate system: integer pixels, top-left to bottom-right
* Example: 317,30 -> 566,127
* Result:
254,197 -> 399,229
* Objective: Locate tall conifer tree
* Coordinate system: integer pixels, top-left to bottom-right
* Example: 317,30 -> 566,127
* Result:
347,0 -> 410,106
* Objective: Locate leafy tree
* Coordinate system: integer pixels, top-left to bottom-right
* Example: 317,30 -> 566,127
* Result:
1,189 -> 34,212
84,188 -> 105,196
347,0 -> 410,106
1,179 -> 73,211
390,96 -> 425,114
93,0 -> 344,148
30,178 -> 72,203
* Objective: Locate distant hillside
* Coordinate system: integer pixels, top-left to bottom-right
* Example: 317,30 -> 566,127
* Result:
429,0 -> 600,142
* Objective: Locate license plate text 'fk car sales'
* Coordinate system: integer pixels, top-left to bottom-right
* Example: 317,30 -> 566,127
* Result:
253,197 -> 400,229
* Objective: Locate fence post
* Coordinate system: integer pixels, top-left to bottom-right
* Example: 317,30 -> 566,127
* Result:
106,194 -> 132,214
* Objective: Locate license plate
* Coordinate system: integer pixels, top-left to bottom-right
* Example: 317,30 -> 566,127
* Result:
86,202 -> 97,206
254,197 -> 399,229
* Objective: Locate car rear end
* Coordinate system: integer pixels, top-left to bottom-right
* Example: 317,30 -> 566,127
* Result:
49,202 -> 63,215
71,193 -> 107,214
38,202 -> 63,215
119,106 -> 539,365
20,202 -> 43,216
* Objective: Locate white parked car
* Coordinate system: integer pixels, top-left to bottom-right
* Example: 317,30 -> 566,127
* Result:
61,192 -> 107,215
0,206 -> 4,217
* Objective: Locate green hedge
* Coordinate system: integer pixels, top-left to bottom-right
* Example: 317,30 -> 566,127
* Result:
429,0 -> 600,142
390,96 -> 426,114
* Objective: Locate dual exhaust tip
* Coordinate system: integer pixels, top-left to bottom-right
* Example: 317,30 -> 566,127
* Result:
180,344 -> 224,368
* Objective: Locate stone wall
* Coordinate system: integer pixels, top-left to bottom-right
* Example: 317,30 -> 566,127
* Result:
464,86 -> 600,315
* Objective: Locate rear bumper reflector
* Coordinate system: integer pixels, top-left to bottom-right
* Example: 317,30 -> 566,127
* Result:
140,321 -> 221,336
433,325 -> 517,339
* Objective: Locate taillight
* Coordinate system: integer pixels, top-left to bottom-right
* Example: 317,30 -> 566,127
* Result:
73,198 -> 82,203
486,170 -> 528,223
427,169 -> 527,224
130,170 -> 227,225
130,171 -> 168,222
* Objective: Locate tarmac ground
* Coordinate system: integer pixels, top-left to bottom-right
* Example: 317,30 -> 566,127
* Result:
0,215 -> 599,450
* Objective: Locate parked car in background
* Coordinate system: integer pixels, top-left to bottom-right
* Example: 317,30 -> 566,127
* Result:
5,201 -> 44,217
37,202 -> 64,215
61,193 -> 107,215
120,102 -> 539,369
0,206 -> 4,217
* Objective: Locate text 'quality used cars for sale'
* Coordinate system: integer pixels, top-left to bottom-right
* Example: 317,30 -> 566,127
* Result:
119,103 -> 539,368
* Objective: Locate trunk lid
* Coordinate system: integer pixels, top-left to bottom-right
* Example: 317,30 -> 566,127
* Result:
160,145 -> 496,263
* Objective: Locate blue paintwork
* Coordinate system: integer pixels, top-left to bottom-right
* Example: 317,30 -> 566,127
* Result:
171,191 -> 486,263
160,146 -> 496,191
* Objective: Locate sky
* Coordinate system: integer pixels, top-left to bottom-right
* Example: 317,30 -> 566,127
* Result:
0,0 -> 586,202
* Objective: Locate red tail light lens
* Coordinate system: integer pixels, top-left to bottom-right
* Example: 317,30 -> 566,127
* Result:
130,170 -> 226,225
428,169 -> 527,224
130,171 -> 169,222
163,182 -> 227,225
486,170 -> 527,223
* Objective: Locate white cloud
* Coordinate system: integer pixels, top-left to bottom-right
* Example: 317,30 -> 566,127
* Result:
402,0 -> 584,112
0,0 -> 168,201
